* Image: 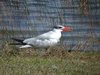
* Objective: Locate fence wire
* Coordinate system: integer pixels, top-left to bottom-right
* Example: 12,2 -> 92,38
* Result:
0,0 -> 100,51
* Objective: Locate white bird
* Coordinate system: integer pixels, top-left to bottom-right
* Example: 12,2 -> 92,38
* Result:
11,25 -> 72,48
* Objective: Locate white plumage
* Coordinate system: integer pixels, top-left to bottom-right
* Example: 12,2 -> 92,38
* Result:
12,25 -> 71,48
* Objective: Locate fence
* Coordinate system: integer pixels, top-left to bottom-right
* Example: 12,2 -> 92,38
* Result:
0,0 -> 100,51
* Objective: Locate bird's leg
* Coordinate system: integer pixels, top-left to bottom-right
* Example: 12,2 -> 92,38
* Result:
68,49 -> 72,52
45,46 -> 52,55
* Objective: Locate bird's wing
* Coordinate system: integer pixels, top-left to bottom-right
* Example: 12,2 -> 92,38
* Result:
23,31 -> 54,43
24,31 -> 59,46
36,31 -> 54,39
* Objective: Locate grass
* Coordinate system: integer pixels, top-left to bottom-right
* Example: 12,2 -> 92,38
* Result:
0,49 -> 100,75
0,42 -> 99,75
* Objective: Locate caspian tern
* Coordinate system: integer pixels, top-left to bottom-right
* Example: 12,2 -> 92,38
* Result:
11,25 -> 71,48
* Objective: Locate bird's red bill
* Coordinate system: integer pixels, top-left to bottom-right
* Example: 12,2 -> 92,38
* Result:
62,26 -> 72,32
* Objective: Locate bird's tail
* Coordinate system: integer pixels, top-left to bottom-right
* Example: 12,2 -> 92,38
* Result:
10,38 -> 26,45
10,38 -> 32,48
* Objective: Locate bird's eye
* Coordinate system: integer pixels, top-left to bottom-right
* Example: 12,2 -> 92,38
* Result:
58,27 -> 62,28
54,26 -> 62,29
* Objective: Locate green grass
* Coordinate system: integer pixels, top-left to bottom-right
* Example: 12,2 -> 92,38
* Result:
0,51 -> 100,75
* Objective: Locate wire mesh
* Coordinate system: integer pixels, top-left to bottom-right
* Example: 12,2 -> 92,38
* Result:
0,0 -> 100,51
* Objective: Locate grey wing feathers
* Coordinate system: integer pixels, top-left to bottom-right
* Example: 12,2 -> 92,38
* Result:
23,31 -> 53,43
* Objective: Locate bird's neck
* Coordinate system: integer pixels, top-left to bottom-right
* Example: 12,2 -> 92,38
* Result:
52,29 -> 62,40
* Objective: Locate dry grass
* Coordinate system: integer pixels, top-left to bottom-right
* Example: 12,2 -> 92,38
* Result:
0,42 -> 100,75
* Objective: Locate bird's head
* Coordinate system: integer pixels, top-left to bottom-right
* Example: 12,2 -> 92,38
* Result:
53,25 -> 72,32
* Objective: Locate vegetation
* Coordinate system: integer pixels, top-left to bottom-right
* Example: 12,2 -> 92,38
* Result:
0,43 -> 100,75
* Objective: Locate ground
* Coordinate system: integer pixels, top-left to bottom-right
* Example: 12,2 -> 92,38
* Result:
0,49 -> 100,75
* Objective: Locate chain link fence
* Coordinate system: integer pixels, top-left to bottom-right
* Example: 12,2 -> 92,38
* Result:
0,0 -> 100,51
